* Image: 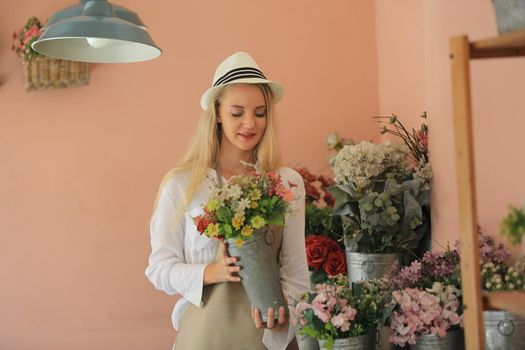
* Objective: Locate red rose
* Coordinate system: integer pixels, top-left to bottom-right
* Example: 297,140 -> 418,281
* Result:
322,250 -> 347,276
305,235 -> 329,270
320,235 -> 341,252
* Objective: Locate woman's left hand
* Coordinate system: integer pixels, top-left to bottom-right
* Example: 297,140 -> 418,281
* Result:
251,306 -> 288,331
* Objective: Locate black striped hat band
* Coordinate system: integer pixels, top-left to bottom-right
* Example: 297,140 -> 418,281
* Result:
213,67 -> 267,87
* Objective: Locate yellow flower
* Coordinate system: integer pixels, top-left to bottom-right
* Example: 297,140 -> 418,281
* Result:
206,198 -> 220,212
241,225 -> 253,237
250,189 -> 261,201
251,216 -> 266,229
250,201 -> 259,209
234,238 -> 244,247
205,223 -> 220,237
232,214 -> 245,230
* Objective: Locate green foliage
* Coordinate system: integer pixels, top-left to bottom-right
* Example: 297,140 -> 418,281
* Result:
331,175 -> 430,253
501,203 -> 525,245
305,204 -> 343,245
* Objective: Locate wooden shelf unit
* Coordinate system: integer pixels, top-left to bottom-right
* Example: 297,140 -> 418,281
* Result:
449,28 -> 525,350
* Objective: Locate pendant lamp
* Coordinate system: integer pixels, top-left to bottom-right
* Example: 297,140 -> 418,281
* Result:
32,0 -> 161,63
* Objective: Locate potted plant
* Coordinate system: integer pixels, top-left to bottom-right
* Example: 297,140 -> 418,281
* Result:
11,16 -> 89,91
328,113 -> 431,281
193,167 -> 294,322
294,275 -> 384,350
381,244 -> 463,349
386,283 -> 464,349
475,228 -> 525,349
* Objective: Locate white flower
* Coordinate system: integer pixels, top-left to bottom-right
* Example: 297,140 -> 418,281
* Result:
414,159 -> 433,180
223,184 -> 242,200
332,141 -> 408,189
234,197 -> 251,216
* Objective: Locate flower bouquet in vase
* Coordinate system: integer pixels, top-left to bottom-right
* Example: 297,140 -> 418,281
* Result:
386,283 -> 464,349
194,169 -> 295,322
382,242 -> 464,349
294,275 -> 384,350
328,113 -> 432,282
472,228 -> 525,349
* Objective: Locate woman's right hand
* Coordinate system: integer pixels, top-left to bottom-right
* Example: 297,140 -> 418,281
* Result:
203,242 -> 241,285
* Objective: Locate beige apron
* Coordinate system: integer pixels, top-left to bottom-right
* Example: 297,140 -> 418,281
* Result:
174,225 -> 298,350
173,167 -> 298,350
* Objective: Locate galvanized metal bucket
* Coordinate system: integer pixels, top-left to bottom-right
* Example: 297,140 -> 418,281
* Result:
410,328 -> 464,350
492,0 -> 525,34
484,310 -> 525,349
227,226 -> 286,323
297,333 -> 319,350
345,251 -> 400,282
318,332 -> 374,350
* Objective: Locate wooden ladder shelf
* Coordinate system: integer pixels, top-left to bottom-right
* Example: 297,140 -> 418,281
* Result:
449,29 -> 525,350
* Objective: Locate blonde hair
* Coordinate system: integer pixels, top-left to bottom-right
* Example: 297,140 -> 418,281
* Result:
152,83 -> 282,220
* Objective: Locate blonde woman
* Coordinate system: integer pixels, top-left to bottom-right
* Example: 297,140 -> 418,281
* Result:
145,52 -> 309,350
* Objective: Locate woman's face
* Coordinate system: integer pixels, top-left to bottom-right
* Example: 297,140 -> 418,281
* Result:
218,84 -> 268,153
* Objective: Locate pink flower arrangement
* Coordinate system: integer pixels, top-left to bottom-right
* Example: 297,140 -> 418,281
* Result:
388,282 -> 463,347
12,16 -> 43,61
386,246 -> 461,290
294,276 -> 383,349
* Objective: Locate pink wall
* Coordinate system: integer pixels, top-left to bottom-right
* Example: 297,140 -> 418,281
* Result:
0,1 -> 378,349
376,0 -> 525,253
376,0 -> 426,122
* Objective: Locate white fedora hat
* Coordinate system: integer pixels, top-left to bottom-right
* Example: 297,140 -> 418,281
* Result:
200,51 -> 283,110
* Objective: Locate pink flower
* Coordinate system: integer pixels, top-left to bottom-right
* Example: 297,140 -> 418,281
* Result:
388,286 -> 463,347
294,301 -> 310,316
342,305 -> 357,321
331,314 -> 347,330
23,25 -> 40,44
311,293 -> 332,323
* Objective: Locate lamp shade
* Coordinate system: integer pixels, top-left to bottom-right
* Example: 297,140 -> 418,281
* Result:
32,0 -> 161,63
45,3 -> 146,28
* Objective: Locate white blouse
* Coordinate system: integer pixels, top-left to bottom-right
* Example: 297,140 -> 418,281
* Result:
145,167 -> 310,350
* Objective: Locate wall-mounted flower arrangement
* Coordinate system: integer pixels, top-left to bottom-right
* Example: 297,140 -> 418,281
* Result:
12,16 -> 90,91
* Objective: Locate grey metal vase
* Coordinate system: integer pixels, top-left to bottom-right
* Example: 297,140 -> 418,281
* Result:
297,333 -> 320,350
318,332 -> 375,350
345,251 -> 400,282
410,328 -> 464,350
492,0 -> 525,34
227,226 -> 286,323
484,310 -> 525,350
